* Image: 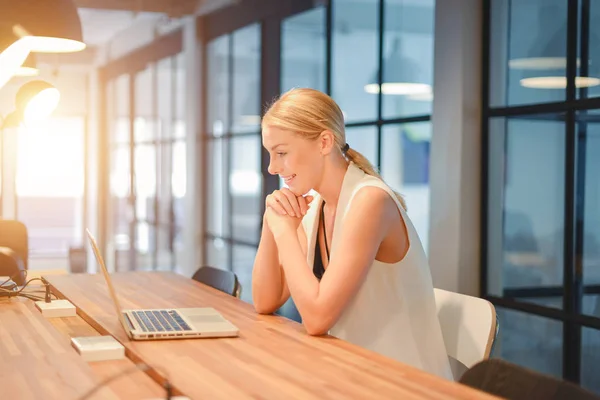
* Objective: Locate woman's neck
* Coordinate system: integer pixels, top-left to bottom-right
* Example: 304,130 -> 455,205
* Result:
315,158 -> 349,210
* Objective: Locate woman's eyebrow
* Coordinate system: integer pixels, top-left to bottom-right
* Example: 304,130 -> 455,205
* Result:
270,143 -> 286,151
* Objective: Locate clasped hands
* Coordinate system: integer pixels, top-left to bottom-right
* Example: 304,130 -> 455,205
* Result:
264,188 -> 314,239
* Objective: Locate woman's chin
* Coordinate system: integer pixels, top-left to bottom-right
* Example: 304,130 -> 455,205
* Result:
287,184 -> 306,196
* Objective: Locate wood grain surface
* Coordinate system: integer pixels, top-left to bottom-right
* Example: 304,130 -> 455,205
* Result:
46,271 -> 499,400
48,312 -> 166,399
0,297 -> 118,399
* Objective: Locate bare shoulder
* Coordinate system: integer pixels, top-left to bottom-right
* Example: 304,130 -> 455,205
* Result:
347,185 -> 399,220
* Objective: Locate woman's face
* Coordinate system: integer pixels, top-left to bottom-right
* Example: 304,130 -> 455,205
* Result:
262,126 -> 323,196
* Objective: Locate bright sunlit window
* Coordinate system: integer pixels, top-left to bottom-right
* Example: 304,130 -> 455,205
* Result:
16,117 -> 84,197
15,116 -> 85,256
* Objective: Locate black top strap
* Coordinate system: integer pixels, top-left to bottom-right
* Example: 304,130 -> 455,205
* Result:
321,201 -> 330,260
312,201 -> 329,280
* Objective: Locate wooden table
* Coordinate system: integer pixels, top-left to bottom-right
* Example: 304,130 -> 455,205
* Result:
0,297 -> 164,400
48,311 -> 166,399
46,271 -> 497,400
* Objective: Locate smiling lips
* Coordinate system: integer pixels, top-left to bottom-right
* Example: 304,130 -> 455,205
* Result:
282,174 -> 296,184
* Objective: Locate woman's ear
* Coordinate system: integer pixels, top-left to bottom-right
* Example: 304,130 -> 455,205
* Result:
319,130 -> 336,155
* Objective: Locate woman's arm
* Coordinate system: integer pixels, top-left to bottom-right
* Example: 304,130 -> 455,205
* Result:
251,216 -> 292,314
252,191 -> 311,314
269,187 -> 397,335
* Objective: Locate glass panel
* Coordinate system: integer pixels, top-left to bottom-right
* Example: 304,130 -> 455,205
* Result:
155,142 -> 171,226
582,111 -> 600,317
490,0 -> 568,107
15,117 -> 85,256
382,0 -> 435,119
381,122 -> 431,253
136,222 -> 154,271
579,2 -> 600,99
582,327 -> 600,394
112,74 -> 130,144
232,244 -> 257,303
493,307 -> 563,379
332,0 -> 378,123
207,35 -> 230,136
232,24 -> 261,134
156,226 -> 173,271
174,53 -> 186,138
487,116 -> 565,309
172,140 -> 186,229
345,126 -> 378,167
114,248 -> 132,273
206,238 -> 229,270
207,138 -> 229,236
231,136 -> 262,243
157,57 -> 173,139
134,65 -> 157,142
134,144 -> 157,224
110,146 -> 130,253
281,7 -> 326,92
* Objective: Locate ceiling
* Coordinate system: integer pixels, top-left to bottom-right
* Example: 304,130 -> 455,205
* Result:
74,0 -> 238,46
78,8 -> 165,46
73,0 -> 202,17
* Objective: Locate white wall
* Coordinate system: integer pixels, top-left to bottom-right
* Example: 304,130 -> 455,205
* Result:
429,0 -> 482,296
181,16 -> 203,278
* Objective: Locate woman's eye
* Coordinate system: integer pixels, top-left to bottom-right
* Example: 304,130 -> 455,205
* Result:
277,152 -> 286,157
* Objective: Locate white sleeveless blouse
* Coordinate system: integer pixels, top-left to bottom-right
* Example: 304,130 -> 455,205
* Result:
301,162 -> 452,380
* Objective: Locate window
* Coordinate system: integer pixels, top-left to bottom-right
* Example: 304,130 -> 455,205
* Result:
331,0 -> 435,251
15,117 -> 85,257
105,51 -> 186,272
201,1 -> 436,314
484,0 -> 600,390
204,23 -> 262,304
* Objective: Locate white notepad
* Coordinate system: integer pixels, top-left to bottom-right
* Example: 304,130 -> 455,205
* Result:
71,336 -> 125,362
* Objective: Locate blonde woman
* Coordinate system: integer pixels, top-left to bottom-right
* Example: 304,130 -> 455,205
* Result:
251,88 -> 451,379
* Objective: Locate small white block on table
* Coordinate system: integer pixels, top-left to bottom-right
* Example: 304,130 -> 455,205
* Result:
35,299 -> 76,318
71,336 -> 125,362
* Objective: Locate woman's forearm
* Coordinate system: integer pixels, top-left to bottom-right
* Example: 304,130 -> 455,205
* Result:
275,231 -> 324,333
251,218 -> 287,313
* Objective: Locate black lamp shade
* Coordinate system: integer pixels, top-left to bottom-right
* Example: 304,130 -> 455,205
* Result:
0,23 -> 19,51
1,0 -> 85,53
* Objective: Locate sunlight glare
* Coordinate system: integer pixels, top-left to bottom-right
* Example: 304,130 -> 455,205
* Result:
24,87 -> 60,123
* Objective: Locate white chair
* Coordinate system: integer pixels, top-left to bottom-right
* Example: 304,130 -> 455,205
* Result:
434,288 -> 499,381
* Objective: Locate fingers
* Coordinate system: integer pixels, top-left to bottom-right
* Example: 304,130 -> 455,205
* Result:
266,194 -> 288,215
298,194 -> 314,216
268,191 -> 297,216
266,190 -> 315,218
280,188 -> 302,217
298,196 -> 308,216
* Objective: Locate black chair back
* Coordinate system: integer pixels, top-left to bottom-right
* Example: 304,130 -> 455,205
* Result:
192,266 -> 241,298
0,220 -> 28,285
460,359 -> 600,400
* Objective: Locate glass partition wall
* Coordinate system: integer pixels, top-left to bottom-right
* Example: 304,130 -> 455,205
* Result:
482,0 -> 600,392
102,32 -> 187,273
201,0 -> 436,317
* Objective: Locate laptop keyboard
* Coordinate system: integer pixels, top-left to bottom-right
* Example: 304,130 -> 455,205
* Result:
131,310 -> 192,332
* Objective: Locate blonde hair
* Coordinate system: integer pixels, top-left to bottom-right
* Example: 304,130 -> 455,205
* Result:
262,88 -> 407,210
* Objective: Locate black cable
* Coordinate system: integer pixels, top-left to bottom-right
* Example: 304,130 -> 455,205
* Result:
0,269 -> 27,288
0,277 -> 46,298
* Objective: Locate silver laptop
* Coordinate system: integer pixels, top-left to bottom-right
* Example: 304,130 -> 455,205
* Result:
86,229 -> 239,341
